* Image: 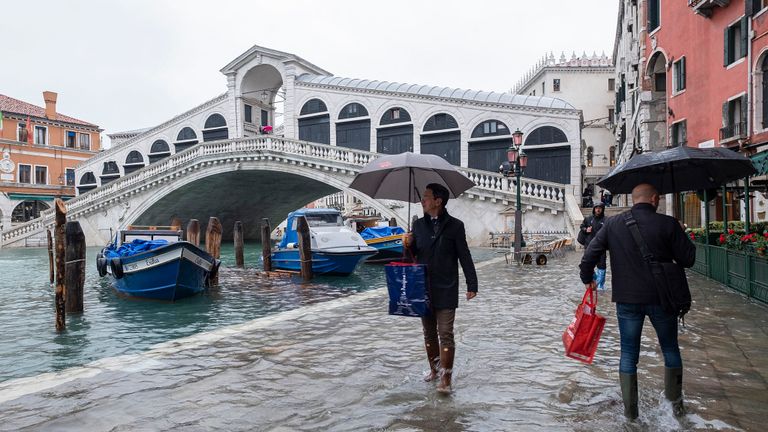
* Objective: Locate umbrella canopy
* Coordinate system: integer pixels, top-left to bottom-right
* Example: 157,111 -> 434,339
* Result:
597,146 -> 757,195
349,152 -> 476,203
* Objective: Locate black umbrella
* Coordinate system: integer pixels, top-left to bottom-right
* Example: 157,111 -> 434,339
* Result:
348,152 -> 476,227
597,146 -> 757,195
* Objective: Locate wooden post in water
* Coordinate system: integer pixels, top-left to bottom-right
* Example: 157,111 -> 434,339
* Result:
186,219 -> 200,246
54,199 -> 67,332
389,217 -> 397,227
206,217 -> 223,285
170,217 -> 183,230
261,219 -> 272,272
47,230 -> 54,283
234,221 -> 244,268
297,216 -> 313,281
64,221 -> 85,313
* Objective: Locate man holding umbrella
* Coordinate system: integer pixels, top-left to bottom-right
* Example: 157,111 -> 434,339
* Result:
405,183 -> 478,394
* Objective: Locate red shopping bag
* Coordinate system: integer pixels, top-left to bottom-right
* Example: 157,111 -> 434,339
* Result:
562,287 -> 606,364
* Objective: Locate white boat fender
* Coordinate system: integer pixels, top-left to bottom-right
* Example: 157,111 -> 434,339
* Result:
96,253 -> 108,277
110,257 -> 125,279
286,242 -> 298,249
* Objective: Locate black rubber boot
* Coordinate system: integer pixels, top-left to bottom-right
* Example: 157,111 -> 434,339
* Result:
665,367 -> 684,417
620,373 -> 639,420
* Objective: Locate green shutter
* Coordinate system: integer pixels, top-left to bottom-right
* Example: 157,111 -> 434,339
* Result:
741,17 -> 749,59
681,57 -> 686,90
724,26 -> 730,66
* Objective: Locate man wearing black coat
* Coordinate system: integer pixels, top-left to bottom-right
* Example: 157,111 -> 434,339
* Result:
405,183 -> 478,394
579,183 -> 695,420
579,202 -> 607,289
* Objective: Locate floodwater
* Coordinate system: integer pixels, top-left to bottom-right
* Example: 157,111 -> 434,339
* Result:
0,245 -> 765,431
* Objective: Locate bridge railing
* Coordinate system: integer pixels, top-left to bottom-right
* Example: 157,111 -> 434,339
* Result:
2,136 -> 566,245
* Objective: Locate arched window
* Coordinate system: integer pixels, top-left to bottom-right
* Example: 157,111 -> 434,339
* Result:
123,150 -> 145,174
467,120 -> 512,172
78,171 -> 97,194
203,114 -> 229,142
336,103 -> 370,151
377,107 -> 413,154
174,127 -> 198,153
609,146 -> 616,166
524,126 -> 568,145
421,113 -> 460,165
299,99 -> 330,144
586,146 -> 594,167
12,200 -> 50,223
522,126 -> 570,184
100,161 -> 120,185
149,139 -> 171,164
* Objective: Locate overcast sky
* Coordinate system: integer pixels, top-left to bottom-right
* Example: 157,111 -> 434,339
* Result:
1,0 -> 618,147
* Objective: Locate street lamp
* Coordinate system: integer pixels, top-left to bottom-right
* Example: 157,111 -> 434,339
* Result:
505,129 -> 527,262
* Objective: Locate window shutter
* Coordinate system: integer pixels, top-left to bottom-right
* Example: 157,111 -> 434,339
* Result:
741,95 -> 749,126
724,26 -> 730,66
747,0 -> 762,16
722,101 -> 729,127
741,17 -> 749,59
681,121 -> 687,146
681,57 -> 686,90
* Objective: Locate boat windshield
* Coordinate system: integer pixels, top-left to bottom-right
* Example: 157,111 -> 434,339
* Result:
305,213 -> 343,227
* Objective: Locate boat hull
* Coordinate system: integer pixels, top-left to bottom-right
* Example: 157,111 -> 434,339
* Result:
364,235 -> 405,263
271,249 -> 375,275
105,242 -> 216,301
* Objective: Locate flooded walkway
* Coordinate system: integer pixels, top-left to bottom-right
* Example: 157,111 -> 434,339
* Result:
0,252 -> 766,431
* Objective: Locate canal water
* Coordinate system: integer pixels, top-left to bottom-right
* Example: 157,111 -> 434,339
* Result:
1,245 -> 763,431
0,243 -> 497,383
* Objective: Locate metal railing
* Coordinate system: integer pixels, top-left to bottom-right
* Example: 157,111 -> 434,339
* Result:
691,243 -> 768,305
719,121 -> 746,141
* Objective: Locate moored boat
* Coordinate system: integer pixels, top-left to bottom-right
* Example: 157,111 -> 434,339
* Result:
96,226 -> 219,301
359,226 -> 406,263
271,208 -> 377,275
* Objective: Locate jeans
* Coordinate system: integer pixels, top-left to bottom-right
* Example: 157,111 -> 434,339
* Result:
421,308 -> 456,349
616,303 -> 681,374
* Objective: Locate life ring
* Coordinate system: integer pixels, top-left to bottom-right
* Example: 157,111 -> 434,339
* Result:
96,254 -> 108,277
536,254 -> 548,266
110,257 -> 124,279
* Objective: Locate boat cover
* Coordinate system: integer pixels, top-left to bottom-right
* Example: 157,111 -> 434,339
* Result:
103,239 -> 170,259
359,226 -> 405,240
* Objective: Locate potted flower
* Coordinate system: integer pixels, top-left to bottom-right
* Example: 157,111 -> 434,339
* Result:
755,232 -> 768,257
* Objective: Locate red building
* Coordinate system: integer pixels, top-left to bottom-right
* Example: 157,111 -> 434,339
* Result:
642,0 -> 768,226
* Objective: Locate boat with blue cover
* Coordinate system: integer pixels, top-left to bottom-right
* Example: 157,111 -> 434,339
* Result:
271,208 -> 377,275
359,226 -> 406,263
96,227 -> 220,301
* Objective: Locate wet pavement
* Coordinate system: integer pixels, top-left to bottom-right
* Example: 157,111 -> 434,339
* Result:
0,251 -> 766,431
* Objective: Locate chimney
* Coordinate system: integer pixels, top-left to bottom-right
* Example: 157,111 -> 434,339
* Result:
43,91 -> 58,119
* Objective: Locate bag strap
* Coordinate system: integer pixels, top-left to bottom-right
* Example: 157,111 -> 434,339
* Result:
582,285 -> 597,309
623,211 -> 656,264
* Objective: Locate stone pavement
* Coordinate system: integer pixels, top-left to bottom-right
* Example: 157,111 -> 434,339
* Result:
0,252 -> 766,431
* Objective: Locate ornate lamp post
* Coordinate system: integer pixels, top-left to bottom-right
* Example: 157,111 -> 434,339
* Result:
506,129 -> 527,262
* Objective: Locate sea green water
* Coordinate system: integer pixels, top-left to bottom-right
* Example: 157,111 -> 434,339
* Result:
0,243 -> 498,383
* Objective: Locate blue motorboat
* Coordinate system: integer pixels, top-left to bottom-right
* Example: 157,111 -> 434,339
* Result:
271,208 -> 377,275
360,226 -> 406,263
96,227 -> 219,301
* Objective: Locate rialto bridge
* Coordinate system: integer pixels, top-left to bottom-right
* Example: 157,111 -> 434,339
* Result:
1,45 -> 586,247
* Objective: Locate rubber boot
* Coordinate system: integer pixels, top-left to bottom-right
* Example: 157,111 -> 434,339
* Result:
436,347 -> 455,394
423,342 -> 440,382
620,373 -> 639,420
665,367 -> 685,417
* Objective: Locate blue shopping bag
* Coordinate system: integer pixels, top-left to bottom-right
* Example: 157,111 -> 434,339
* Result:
385,262 -> 430,317
594,268 -> 606,290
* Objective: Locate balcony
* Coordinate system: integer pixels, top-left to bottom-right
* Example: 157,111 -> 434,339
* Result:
719,121 -> 746,142
688,0 -> 730,18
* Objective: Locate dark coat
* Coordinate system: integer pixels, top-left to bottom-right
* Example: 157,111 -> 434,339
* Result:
580,208 -> 607,268
408,210 -> 478,309
579,203 -> 696,304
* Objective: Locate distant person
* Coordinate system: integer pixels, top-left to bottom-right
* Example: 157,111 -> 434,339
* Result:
404,183 -> 478,394
579,183 -> 695,421
604,190 -> 613,207
579,202 -> 607,290
582,186 -> 594,207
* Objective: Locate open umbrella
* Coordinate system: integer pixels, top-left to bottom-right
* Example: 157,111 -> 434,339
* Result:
348,152 -> 476,227
597,146 -> 757,195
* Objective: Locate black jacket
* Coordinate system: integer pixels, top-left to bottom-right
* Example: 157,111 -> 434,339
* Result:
580,210 -> 607,268
579,203 -> 696,304
409,210 -> 478,309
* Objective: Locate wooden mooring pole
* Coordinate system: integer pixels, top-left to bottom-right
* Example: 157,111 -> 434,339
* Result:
261,219 -> 272,272
234,221 -> 244,268
64,221 -> 85,313
54,199 -> 66,332
186,219 -> 200,246
47,230 -> 54,284
206,217 -> 222,285
297,216 -> 313,281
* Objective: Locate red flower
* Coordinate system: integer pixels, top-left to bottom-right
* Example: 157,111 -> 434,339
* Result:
719,234 -> 727,244
728,229 -> 735,235
689,232 -> 696,240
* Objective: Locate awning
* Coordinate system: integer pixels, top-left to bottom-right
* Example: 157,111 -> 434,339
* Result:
751,151 -> 768,176
7,194 -> 55,201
